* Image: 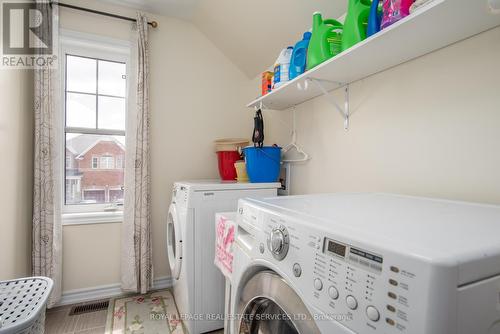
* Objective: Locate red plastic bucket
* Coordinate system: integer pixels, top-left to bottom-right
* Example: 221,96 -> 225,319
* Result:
217,151 -> 241,180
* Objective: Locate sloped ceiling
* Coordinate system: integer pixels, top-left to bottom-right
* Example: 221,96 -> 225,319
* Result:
101,0 -> 347,78
191,0 -> 347,78
100,0 -> 201,19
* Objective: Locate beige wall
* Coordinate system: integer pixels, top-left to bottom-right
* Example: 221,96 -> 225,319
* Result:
62,223 -> 122,290
282,27 -> 500,205
58,0 -> 264,291
0,69 -> 34,280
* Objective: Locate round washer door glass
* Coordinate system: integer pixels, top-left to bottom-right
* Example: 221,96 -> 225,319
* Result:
167,203 -> 182,280
238,271 -> 320,334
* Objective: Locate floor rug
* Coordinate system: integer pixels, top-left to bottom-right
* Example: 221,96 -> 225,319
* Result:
105,290 -> 184,334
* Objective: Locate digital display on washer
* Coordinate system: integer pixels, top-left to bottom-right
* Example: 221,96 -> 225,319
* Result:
324,238 -> 347,258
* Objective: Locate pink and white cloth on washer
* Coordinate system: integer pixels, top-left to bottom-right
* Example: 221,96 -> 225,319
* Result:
214,212 -> 237,279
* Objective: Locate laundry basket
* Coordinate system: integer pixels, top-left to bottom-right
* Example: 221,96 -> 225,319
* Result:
0,277 -> 53,334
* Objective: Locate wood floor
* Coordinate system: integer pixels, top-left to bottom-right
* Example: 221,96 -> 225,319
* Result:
45,301 -> 225,334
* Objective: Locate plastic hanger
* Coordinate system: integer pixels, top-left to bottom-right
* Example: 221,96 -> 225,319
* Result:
282,107 -> 310,163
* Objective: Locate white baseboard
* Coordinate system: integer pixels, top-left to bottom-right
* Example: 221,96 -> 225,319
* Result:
57,276 -> 173,307
152,276 -> 172,290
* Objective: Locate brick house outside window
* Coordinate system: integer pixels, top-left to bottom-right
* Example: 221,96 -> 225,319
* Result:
66,135 -> 125,205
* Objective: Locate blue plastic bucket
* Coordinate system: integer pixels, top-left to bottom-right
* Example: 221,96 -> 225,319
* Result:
243,146 -> 282,183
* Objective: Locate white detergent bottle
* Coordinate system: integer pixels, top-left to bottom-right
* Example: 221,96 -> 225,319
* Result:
273,46 -> 294,89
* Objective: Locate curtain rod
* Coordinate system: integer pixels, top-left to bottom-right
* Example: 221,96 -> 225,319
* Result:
52,2 -> 159,28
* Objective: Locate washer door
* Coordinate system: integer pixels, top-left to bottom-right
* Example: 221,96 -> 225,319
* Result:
167,203 -> 182,280
238,271 -> 320,334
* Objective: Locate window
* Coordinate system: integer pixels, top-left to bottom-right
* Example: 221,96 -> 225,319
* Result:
64,50 -> 127,211
83,189 -> 106,203
66,155 -> 72,169
116,155 -> 123,169
91,156 -> 98,169
100,155 -> 114,169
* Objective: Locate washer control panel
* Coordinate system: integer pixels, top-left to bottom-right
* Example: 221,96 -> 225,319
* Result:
241,204 -> 427,334
309,236 -> 413,333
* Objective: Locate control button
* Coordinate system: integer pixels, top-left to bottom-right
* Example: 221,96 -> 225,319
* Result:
389,279 -> 398,286
270,230 -> 284,253
390,266 -> 400,273
386,318 -> 395,326
366,306 -> 380,322
346,295 -> 358,310
388,292 -> 397,299
259,243 -> 265,254
293,263 -> 302,277
314,278 -> 323,291
328,286 -> 339,300
387,305 -> 396,312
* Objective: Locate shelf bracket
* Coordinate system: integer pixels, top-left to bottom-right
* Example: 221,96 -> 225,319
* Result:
255,100 -> 269,111
307,78 -> 350,130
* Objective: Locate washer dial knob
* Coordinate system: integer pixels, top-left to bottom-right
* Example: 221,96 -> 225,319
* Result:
270,230 -> 284,253
267,225 -> 289,261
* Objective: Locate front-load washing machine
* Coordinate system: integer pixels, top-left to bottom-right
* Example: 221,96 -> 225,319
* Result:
166,180 -> 280,334
230,193 -> 500,334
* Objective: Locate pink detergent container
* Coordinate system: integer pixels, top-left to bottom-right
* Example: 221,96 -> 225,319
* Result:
381,0 -> 414,29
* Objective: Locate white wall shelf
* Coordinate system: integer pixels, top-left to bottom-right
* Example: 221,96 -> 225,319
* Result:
247,0 -> 500,112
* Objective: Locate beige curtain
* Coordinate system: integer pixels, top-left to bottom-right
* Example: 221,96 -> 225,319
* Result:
121,12 -> 153,294
32,1 -> 62,307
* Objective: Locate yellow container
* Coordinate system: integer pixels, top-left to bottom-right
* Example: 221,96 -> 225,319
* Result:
234,160 -> 249,182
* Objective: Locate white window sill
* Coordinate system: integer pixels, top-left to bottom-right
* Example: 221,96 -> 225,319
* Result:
62,211 -> 123,226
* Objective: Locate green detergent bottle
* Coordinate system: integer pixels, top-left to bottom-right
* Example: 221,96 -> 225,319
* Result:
341,0 -> 371,51
306,12 -> 343,71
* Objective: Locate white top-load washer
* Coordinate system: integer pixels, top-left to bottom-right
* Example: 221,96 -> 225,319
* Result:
230,193 -> 500,334
166,180 -> 280,334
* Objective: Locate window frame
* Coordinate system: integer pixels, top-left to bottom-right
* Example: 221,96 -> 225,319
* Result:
99,155 -> 114,169
65,154 -> 72,169
65,53 -> 127,134
60,30 -> 130,223
116,155 -> 123,169
91,156 -> 99,169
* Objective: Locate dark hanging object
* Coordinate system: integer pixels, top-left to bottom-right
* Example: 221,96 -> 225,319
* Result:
252,109 -> 264,148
